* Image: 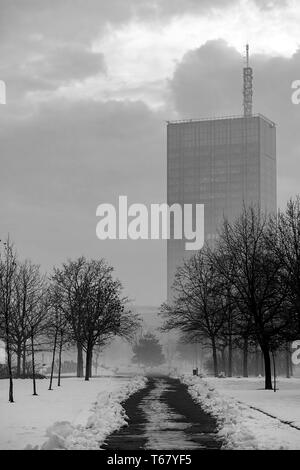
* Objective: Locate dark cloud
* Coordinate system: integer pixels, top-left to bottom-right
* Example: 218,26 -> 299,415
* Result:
0,44 -> 105,102
169,39 -> 300,208
0,98 -> 166,303
170,39 -> 242,118
1,98 -> 164,205
30,45 -> 106,82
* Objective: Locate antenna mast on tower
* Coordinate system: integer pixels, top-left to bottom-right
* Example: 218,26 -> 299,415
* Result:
243,44 -> 253,117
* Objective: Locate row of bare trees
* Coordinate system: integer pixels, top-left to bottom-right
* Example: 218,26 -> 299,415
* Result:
161,198 -> 300,390
51,257 -> 139,381
0,241 -> 48,402
0,242 -> 140,402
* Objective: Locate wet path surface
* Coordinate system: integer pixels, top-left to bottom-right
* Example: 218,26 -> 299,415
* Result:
104,376 -> 222,450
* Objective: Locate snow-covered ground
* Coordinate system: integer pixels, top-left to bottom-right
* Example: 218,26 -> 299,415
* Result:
205,377 -> 300,428
0,375 -> 146,450
181,375 -> 300,450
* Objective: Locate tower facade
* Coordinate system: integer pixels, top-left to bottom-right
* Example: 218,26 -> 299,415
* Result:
167,114 -> 276,300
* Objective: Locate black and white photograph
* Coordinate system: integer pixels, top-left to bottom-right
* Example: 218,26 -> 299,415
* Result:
1,0 -> 300,457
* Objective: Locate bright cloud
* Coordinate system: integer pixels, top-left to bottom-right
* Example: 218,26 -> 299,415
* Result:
24,0 -> 300,108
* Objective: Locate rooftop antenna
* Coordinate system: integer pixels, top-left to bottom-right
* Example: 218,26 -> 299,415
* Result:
243,44 -> 253,117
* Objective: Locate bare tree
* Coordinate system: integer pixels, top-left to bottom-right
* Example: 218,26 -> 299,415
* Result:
0,238 -> 17,402
268,197 -> 300,334
78,261 -> 138,381
46,286 -> 69,390
12,261 -> 47,395
10,265 -> 30,378
212,207 -> 291,389
48,285 -> 72,387
52,257 -> 140,381
48,323 -> 58,391
160,248 -> 225,377
51,257 -> 89,378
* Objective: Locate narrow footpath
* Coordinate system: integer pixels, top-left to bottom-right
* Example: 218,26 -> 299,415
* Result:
104,376 -> 222,450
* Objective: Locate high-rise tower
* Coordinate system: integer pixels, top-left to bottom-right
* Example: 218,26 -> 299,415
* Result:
167,46 -> 276,300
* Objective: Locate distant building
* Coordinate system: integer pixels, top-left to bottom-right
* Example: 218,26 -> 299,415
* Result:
167,114 -> 277,300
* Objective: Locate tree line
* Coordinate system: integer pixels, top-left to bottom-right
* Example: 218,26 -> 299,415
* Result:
0,243 -> 140,402
160,198 -> 300,390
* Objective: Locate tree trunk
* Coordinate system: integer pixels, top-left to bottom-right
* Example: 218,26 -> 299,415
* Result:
5,322 -> 14,403
49,330 -> 58,390
228,336 -> 233,377
272,351 -> 277,392
285,342 -> 290,378
211,339 -> 218,377
16,343 -> 22,378
22,341 -> 27,378
221,348 -> 226,375
243,338 -> 248,377
289,349 -> 294,377
76,342 -> 84,378
260,350 -> 264,376
31,331 -> 38,396
89,350 -> 93,378
57,333 -> 63,387
261,345 -> 273,390
6,344 -> 14,403
85,346 -> 93,381
94,353 -> 99,376
255,344 -> 260,376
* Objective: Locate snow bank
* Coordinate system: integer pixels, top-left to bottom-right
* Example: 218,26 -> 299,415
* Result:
0,376 -> 146,449
180,375 -> 300,450
40,375 -> 147,450
204,376 -> 300,428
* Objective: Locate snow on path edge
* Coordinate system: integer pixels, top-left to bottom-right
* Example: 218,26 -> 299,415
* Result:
179,375 -> 300,450
38,376 -> 147,450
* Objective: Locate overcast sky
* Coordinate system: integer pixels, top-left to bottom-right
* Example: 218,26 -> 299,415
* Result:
1,0 -> 300,305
